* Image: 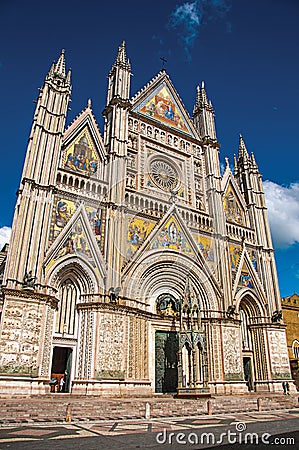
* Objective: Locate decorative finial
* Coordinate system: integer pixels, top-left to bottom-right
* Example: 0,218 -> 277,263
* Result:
225,157 -> 229,168
87,98 -> 92,108
160,56 -> 167,70
251,152 -> 257,167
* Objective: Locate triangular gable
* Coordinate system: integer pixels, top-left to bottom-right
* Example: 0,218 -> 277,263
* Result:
49,197 -> 104,251
132,72 -> 197,138
232,247 -> 265,300
45,204 -> 106,279
122,205 -> 221,294
222,171 -> 247,226
62,104 -> 106,177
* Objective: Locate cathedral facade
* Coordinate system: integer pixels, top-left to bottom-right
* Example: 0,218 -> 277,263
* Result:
0,43 -> 292,396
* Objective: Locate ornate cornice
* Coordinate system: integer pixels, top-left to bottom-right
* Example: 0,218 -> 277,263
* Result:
2,287 -> 58,309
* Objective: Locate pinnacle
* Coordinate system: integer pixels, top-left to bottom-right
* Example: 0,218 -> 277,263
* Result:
233,154 -> 238,174
238,134 -> 249,159
194,81 -> 210,111
54,49 -> 66,77
251,151 -> 258,168
115,41 -> 131,70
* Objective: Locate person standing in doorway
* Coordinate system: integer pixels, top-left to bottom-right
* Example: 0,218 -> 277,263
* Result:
59,376 -> 65,392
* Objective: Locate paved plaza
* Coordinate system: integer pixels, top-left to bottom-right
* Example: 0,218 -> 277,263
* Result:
0,408 -> 298,449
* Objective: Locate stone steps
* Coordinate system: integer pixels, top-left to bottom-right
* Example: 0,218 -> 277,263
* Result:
0,394 -> 297,423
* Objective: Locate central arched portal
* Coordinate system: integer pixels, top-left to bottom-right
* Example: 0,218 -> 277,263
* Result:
155,293 -> 179,393
123,252 -> 218,396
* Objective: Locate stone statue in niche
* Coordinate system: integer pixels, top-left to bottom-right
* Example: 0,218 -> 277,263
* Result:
196,197 -> 202,210
126,175 -> 136,189
23,270 -> 36,289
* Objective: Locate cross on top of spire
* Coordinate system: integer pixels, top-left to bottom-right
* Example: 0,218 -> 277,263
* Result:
160,56 -> 167,70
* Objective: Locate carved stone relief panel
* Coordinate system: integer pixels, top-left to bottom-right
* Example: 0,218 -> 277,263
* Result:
268,329 -> 290,379
96,312 -> 126,379
0,299 -> 44,376
127,315 -> 148,380
222,325 -> 243,381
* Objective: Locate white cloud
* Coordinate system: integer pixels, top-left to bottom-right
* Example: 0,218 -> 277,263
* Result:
264,181 -> 299,248
169,0 -> 232,60
0,226 -> 11,250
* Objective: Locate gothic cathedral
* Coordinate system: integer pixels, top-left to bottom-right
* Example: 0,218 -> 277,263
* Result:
0,43 -> 292,396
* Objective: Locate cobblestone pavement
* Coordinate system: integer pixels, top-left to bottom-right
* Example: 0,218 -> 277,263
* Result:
0,408 -> 298,449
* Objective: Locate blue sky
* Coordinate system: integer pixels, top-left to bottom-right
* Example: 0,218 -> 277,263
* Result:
0,0 -> 298,296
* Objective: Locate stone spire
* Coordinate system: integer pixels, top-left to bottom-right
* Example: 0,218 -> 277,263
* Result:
106,41 -> 131,105
46,50 -> 71,89
22,50 -> 71,185
4,50 -> 71,290
194,81 -> 209,110
238,134 -> 250,161
54,49 -> 66,76
114,41 -> 131,70
193,82 -> 216,139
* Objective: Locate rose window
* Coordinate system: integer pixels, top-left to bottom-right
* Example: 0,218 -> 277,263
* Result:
149,159 -> 180,191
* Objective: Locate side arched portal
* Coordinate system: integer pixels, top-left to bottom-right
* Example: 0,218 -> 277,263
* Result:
237,291 -> 269,392
43,257 -> 100,392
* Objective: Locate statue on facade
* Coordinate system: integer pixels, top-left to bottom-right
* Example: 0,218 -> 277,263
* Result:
23,270 -> 36,289
272,310 -> 282,323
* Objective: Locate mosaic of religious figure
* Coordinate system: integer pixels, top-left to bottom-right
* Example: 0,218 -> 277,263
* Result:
156,293 -> 180,316
151,219 -> 192,255
55,201 -> 72,228
138,85 -> 190,134
251,251 -> 257,271
87,209 -> 101,236
223,187 -> 244,225
240,273 -> 253,288
238,261 -> 254,289
51,198 -> 103,246
193,234 -> 214,262
229,245 -> 242,270
64,132 -> 98,176
126,217 -> 155,258
55,221 -> 95,267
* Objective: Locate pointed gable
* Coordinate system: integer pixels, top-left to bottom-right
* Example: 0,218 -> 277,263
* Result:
132,72 -> 197,137
62,102 -> 106,178
45,204 -> 106,280
232,247 -> 265,300
222,167 -> 247,226
122,205 -> 221,295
